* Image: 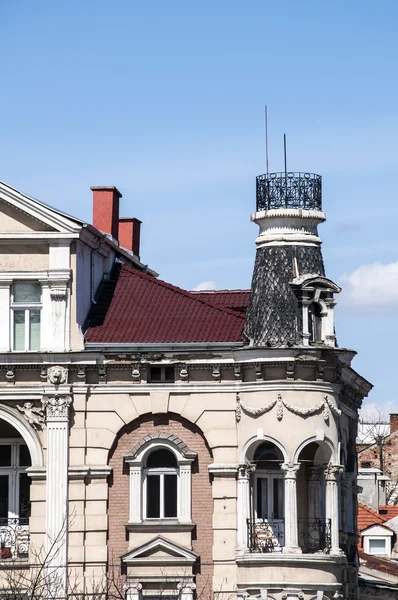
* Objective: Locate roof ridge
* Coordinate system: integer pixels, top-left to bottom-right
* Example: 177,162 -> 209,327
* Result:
120,265 -> 246,321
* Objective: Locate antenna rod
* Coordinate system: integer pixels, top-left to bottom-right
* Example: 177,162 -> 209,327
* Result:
284,133 -> 287,177
265,104 -> 269,178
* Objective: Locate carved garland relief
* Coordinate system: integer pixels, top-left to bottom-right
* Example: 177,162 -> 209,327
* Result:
236,393 -> 341,423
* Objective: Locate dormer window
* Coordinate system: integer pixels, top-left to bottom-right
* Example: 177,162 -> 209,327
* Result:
290,274 -> 341,348
11,283 -> 42,351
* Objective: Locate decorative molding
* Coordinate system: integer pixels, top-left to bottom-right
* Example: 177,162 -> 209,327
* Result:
179,364 -> 189,382
324,463 -> 344,481
131,364 -> 141,382
237,463 -> 256,479
42,395 -> 72,421
5,368 -> 15,385
236,392 -> 277,421
47,365 -> 68,385
16,402 -> 44,430
212,365 -> 221,382
98,365 -> 107,384
76,366 -> 86,384
237,393 -> 341,423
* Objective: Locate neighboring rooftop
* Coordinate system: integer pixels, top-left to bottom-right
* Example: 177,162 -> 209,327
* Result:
85,265 -> 246,345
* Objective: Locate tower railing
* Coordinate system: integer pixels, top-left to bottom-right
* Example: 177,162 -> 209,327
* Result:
256,172 -> 322,211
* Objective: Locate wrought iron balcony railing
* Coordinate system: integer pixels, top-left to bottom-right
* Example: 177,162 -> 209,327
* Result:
0,518 -> 29,560
298,518 -> 331,554
256,172 -> 322,212
247,519 -> 284,553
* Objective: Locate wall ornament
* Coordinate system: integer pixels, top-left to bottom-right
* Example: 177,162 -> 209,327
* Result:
16,402 -> 45,430
47,365 -> 68,385
236,393 -> 341,423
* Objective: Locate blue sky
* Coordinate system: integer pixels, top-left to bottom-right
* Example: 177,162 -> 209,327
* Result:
1,0 -> 398,414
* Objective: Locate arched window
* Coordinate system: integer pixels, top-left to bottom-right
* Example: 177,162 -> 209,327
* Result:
144,449 -> 178,519
308,302 -> 322,343
125,434 -> 197,524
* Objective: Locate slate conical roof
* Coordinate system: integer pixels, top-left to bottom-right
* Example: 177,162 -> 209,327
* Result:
244,245 -> 325,347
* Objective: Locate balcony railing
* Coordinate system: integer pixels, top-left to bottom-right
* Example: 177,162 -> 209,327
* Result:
298,518 -> 331,554
0,518 -> 29,560
256,172 -> 322,212
247,519 -> 284,553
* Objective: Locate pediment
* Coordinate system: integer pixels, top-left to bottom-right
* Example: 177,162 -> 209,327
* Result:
290,273 -> 341,293
0,181 -> 83,235
362,524 -> 394,536
121,536 -> 198,566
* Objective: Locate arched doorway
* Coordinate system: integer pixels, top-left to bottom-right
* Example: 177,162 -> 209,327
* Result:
0,419 -> 32,559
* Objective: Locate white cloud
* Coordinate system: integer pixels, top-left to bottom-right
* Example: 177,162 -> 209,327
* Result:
339,261 -> 398,314
192,280 -> 217,291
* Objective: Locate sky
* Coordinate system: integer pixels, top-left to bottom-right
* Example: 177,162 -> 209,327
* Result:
1,0 -> 398,414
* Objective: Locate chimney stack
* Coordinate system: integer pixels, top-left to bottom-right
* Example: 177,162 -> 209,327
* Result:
118,217 -> 142,259
91,186 -> 122,241
390,414 -> 398,434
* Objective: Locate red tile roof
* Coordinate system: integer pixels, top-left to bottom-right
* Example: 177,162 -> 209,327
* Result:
191,290 -> 251,313
85,265 -> 246,344
379,505 -> 398,520
359,550 -> 398,576
358,503 -> 385,532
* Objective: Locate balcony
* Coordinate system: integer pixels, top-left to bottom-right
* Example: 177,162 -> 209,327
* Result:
298,518 -> 331,554
0,518 -> 29,560
256,172 -> 322,212
247,519 -> 284,553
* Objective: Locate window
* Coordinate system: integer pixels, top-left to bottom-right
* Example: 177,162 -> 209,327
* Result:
145,449 -> 178,519
149,366 -> 175,383
0,440 -> 31,523
125,435 -> 196,525
368,538 -> 387,555
308,302 -> 322,343
11,282 -> 41,351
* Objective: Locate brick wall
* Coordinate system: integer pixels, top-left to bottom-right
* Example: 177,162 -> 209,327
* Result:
358,432 -> 398,480
108,413 -> 214,594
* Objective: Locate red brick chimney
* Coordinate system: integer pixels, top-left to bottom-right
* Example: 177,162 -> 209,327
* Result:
91,186 -> 122,241
390,413 -> 398,434
118,217 -> 142,258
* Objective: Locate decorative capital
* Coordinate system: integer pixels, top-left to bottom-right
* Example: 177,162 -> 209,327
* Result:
324,463 -> 344,481
281,462 -> 301,479
47,365 -> 68,385
177,582 -> 196,593
237,463 -> 255,479
42,395 -> 72,422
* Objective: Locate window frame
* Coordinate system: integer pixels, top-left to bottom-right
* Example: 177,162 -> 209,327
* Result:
125,438 -> 196,525
10,282 -> 42,352
0,439 -> 31,521
143,454 -> 179,520
148,366 -> 175,384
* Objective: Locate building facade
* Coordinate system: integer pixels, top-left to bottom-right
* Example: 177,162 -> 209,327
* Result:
0,172 -> 371,600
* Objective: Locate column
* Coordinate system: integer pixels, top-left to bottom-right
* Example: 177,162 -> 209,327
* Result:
324,463 -> 344,555
237,464 -> 254,551
177,582 -> 196,600
281,463 -> 301,553
43,393 -> 72,595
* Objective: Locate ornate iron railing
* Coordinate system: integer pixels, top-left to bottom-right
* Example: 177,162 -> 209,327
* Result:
247,519 -> 284,553
0,518 -> 29,559
256,172 -> 322,211
298,518 -> 331,553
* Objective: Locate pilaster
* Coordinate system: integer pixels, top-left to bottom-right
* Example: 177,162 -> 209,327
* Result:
42,391 -> 72,594
237,464 -> 254,551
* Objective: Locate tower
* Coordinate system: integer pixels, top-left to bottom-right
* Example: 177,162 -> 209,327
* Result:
245,171 -> 341,347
